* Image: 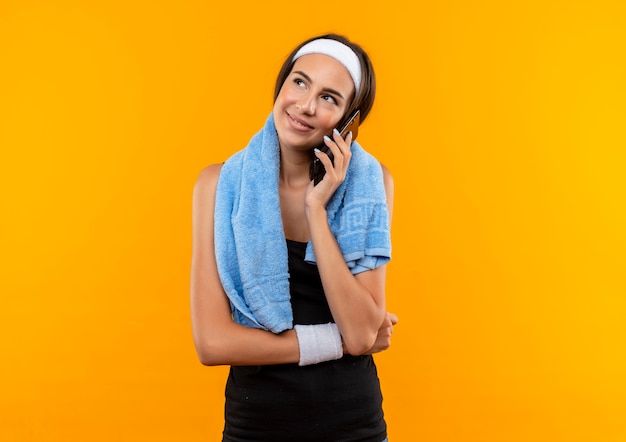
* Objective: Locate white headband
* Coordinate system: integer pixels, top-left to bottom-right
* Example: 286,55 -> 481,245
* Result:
292,39 -> 362,93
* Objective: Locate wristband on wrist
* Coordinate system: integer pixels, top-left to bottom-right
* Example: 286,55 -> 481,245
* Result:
294,323 -> 343,366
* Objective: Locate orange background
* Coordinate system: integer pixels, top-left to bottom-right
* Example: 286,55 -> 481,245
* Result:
1,0 -> 625,441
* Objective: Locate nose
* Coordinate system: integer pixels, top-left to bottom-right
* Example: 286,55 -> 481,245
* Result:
296,92 -> 315,115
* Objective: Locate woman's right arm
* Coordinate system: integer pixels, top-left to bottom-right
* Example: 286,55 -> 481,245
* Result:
190,164 -> 300,366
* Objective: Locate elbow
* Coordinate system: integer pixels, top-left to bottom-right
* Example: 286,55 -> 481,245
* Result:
197,350 -> 220,366
340,309 -> 387,356
195,346 -> 217,366
194,340 -> 229,366
342,332 -> 377,356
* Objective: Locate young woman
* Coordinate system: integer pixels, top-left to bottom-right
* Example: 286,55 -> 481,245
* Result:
191,33 -> 396,442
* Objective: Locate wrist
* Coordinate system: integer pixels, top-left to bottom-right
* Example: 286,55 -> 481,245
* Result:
304,202 -> 327,223
294,323 -> 343,366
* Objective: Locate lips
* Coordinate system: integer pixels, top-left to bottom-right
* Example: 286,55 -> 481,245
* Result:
287,112 -> 314,131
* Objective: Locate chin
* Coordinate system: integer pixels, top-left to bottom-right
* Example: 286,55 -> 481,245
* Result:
276,120 -> 314,150
281,135 -> 316,152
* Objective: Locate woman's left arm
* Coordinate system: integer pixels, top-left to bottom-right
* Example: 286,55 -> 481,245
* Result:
306,135 -> 394,355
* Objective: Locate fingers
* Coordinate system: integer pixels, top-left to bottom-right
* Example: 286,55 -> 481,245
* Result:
319,127 -> 352,173
313,144 -> 335,180
386,312 -> 399,325
336,128 -> 353,148
365,313 -> 398,355
383,312 -> 398,340
330,127 -> 352,162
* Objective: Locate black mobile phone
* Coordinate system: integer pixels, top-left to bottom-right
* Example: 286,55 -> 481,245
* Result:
310,109 -> 360,185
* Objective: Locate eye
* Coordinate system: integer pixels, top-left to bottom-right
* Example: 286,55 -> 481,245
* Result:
322,94 -> 337,105
294,78 -> 306,88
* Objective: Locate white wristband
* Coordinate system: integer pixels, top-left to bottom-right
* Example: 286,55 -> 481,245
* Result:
294,323 -> 343,366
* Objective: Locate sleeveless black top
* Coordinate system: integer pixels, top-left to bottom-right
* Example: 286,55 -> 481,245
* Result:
222,239 -> 387,442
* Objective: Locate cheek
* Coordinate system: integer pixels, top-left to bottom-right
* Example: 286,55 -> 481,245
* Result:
321,117 -> 338,130
320,112 -> 343,131
275,82 -> 299,105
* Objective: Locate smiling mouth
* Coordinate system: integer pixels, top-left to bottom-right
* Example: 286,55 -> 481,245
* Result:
287,112 -> 314,130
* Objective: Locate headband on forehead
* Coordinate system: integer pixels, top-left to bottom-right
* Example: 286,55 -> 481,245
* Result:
292,39 -> 362,93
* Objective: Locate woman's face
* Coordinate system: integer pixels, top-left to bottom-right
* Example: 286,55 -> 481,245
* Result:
273,53 -> 355,152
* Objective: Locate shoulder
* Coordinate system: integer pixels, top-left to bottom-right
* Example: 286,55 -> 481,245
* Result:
378,163 -> 394,221
379,163 -> 394,190
195,163 -> 223,184
194,163 -> 223,195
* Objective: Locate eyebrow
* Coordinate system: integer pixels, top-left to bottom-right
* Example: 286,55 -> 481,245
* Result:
292,70 -> 346,101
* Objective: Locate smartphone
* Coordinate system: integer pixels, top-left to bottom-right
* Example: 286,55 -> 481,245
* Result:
310,109 -> 360,185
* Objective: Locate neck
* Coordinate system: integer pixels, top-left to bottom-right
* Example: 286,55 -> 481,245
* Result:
279,146 -> 312,189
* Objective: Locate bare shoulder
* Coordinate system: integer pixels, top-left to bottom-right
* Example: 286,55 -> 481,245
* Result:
379,163 -> 394,222
379,163 -> 394,192
196,163 -> 224,183
194,163 -> 223,194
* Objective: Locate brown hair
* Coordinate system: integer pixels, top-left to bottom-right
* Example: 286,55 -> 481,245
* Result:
273,33 -> 376,124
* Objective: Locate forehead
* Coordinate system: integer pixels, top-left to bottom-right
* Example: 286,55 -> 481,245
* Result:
291,53 -> 355,96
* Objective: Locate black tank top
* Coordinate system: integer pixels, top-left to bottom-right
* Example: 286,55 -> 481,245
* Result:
222,240 -> 387,442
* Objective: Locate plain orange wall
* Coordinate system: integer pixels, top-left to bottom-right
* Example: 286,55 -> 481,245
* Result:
1,0 -> 625,441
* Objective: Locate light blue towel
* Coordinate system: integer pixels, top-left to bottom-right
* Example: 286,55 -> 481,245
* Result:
214,112 -> 391,333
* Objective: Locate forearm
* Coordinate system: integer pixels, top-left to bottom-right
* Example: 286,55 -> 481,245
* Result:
191,266 -> 301,366
192,288 -> 343,367
193,319 -> 300,366
306,205 -> 386,355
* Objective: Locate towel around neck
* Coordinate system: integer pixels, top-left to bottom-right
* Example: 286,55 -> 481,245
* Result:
214,112 -> 391,333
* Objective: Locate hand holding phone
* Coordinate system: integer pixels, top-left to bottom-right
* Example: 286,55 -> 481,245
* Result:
310,110 -> 360,185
